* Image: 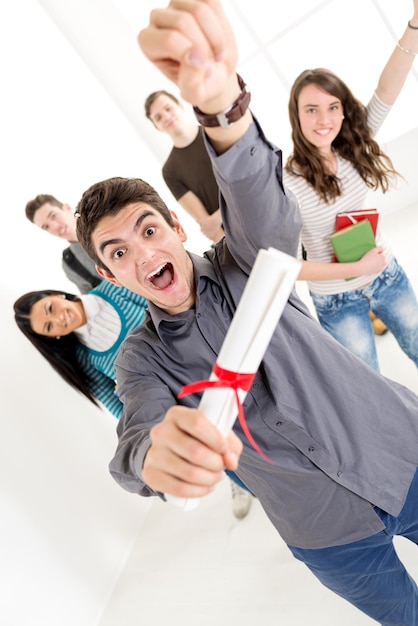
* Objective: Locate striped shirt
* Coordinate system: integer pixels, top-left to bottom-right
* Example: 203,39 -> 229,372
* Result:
283,92 -> 393,296
75,281 -> 147,418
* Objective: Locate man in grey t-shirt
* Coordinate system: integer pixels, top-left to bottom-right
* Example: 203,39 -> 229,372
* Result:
25,193 -> 100,294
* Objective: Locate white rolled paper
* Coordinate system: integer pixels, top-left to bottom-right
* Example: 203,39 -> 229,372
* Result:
166,247 -> 301,510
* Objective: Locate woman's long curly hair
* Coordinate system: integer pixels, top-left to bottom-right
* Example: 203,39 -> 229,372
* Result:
285,68 -> 400,203
14,289 -> 99,406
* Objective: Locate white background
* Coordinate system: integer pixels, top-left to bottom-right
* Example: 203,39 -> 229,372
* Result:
1,1 -> 418,625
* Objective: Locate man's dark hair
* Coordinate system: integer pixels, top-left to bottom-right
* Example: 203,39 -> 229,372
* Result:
76,177 -> 175,273
25,194 -> 63,223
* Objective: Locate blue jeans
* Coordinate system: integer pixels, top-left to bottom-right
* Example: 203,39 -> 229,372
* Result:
289,467 -> 418,625
225,470 -> 252,492
311,257 -> 418,372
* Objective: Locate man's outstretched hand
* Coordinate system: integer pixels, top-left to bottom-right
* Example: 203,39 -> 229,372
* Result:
142,405 -> 243,498
138,0 -> 238,115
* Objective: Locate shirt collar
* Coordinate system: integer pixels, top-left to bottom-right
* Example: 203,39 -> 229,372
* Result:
146,251 -> 219,334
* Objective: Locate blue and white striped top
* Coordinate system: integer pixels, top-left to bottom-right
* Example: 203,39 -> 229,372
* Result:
75,280 -> 147,418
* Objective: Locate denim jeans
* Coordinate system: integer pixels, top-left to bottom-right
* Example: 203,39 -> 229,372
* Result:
311,257 -> 418,372
288,466 -> 418,625
225,470 -> 252,492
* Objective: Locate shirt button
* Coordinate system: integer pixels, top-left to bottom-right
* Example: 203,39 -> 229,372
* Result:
308,446 -> 314,453
276,420 -> 282,426
337,470 -> 342,477
250,146 -> 256,156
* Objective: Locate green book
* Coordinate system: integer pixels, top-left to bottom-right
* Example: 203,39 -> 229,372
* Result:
329,219 -> 376,280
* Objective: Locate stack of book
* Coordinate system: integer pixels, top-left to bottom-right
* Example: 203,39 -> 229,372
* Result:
329,209 -> 379,280
334,208 -> 378,237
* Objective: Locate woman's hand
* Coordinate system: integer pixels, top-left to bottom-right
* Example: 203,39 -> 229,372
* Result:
356,246 -> 389,276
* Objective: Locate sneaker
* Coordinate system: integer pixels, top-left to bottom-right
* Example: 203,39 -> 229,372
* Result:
230,480 -> 253,519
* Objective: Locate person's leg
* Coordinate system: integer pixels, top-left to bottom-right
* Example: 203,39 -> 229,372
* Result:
310,290 -> 379,371
225,470 -> 250,491
289,531 -> 418,625
224,470 -> 253,519
369,258 -> 418,368
289,467 -> 418,625
369,310 -> 388,335
229,479 -> 253,519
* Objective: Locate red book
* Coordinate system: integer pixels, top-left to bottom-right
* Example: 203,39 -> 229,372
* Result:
335,208 -> 379,237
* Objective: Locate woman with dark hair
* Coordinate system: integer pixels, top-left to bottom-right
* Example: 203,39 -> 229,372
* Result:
284,4 -> 418,372
14,280 -> 147,418
14,281 -> 253,516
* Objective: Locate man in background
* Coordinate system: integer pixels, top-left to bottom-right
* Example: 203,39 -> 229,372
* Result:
25,194 -> 101,294
145,92 -> 251,517
145,90 -> 224,245
26,195 -> 250,518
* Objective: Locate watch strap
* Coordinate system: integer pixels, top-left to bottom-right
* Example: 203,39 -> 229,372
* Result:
193,75 -> 251,128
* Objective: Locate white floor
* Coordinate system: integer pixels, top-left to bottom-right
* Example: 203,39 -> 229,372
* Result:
98,203 -> 418,626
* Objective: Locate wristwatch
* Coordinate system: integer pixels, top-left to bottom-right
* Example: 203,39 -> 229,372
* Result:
193,75 -> 251,128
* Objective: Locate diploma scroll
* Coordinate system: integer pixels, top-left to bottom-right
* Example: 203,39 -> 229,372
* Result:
166,247 -> 301,510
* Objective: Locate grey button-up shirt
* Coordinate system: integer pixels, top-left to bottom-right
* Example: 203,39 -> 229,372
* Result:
112,119 -> 418,549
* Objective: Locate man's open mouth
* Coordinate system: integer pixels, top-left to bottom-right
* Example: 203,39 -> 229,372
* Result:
147,263 -> 174,289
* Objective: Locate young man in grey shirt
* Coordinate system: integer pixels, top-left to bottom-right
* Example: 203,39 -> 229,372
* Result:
75,1 -> 418,622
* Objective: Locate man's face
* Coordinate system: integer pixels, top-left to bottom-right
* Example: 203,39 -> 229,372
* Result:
149,94 -> 184,136
93,203 -> 196,315
33,203 -> 78,242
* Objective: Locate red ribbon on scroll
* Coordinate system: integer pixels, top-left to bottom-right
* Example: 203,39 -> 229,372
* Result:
178,362 -> 273,464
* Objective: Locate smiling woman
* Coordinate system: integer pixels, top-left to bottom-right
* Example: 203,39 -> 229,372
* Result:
13,281 -> 148,417
283,24 -> 418,373
30,293 -> 87,337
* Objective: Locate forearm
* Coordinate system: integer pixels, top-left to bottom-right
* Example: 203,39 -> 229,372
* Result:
178,191 -> 212,222
138,1 -> 250,154
201,76 -> 253,154
109,390 -> 165,496
298,247 -> 388,282
206,122 -> 300,274
298,259 -> 365,281
109,430 -> 158,497
111,354 -> 180,496
376,11 -> 418,105
199,209 -> 224,242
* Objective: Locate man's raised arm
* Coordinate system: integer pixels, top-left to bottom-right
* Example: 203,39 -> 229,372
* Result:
138,0 -> 252,154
